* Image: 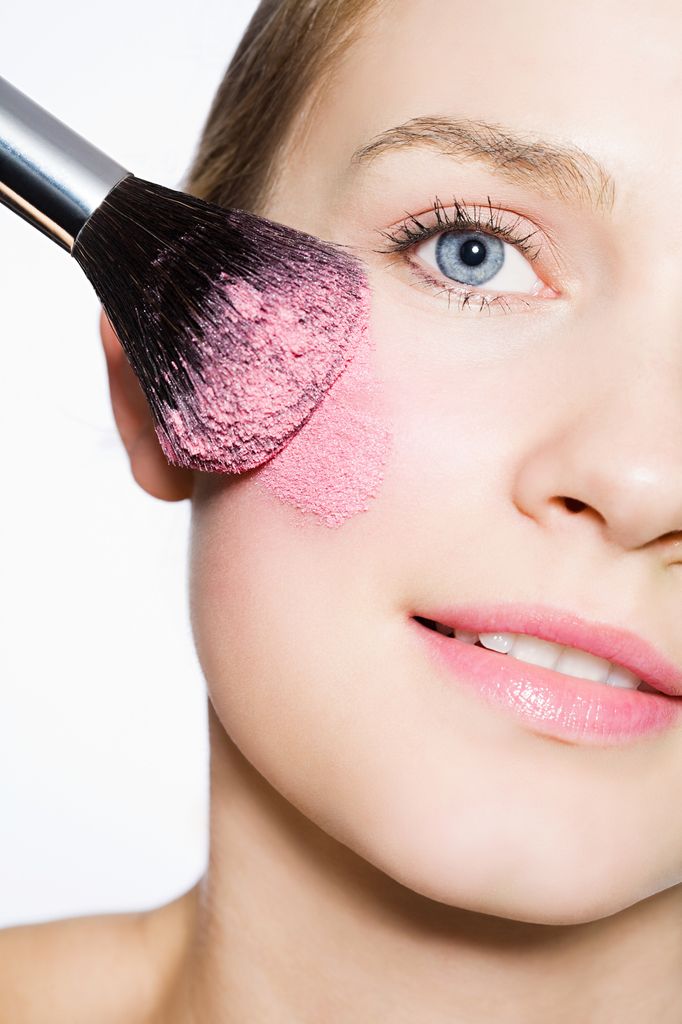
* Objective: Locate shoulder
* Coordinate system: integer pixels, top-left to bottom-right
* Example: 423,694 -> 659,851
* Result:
0,906 -> 166,1024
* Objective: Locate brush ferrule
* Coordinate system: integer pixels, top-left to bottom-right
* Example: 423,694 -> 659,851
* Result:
0,76 -> 130,252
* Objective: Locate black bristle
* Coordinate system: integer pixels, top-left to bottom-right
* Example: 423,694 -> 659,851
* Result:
72,174 -> 369,473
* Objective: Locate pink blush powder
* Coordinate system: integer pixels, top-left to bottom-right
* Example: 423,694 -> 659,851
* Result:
153,229 -> 371,475
252,324 -> 392,527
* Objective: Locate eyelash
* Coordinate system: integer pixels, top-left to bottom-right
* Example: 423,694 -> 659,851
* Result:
376,194 -> 545,314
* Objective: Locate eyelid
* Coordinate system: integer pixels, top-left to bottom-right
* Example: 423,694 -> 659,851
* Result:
384,200 -> 537,256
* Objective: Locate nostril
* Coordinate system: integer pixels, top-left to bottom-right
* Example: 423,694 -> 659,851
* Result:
562,497 -> 588,513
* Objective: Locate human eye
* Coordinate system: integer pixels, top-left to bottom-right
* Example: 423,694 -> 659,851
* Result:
376,195 -> 558,315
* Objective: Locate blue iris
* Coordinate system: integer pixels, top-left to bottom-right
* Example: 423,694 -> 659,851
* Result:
435,231 -> 504,287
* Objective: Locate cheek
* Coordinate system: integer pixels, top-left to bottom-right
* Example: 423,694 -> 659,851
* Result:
250,320 -> 393,527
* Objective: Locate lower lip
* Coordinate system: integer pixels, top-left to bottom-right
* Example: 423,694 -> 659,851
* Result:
410,619 -> 682,746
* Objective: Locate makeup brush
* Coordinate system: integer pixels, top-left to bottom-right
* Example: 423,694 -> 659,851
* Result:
0,75 -> 369,473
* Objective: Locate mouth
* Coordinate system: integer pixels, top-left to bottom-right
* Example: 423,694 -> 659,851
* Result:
410,607 -> 682,746
412,616 -> 667,696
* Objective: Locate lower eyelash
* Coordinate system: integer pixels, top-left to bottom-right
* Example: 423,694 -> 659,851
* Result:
376,194 -> 541,314
408,259 -> 531,316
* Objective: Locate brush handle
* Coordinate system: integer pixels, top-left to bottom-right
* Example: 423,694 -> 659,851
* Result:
0,76 -> 130,252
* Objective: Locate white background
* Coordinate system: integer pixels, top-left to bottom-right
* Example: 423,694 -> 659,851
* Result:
0,0 -> 258,928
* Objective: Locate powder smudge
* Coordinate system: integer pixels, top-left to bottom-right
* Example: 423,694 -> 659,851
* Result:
150,209 -> 371,475
253,325 -> 392,528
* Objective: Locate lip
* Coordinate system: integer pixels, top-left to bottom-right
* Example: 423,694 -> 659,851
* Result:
409,603 -> 682,746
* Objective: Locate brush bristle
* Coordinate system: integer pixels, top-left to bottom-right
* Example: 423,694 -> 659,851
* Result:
72,174 -> 370,473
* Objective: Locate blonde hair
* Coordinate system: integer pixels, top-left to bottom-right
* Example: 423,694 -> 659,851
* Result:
181,0 -> 380,212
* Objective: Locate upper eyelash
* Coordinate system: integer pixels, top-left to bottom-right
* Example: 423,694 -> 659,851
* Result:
376,194 -> 542,260
373,194 -> 544,314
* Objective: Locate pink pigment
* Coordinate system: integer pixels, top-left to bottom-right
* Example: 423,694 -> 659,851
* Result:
253,324 -> 392,527
156,255 -> 370,474
148,208 -> 392,524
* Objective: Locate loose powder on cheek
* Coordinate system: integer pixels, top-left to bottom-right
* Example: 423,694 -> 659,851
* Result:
153,217 -> 371,475
252,320 -> 392,528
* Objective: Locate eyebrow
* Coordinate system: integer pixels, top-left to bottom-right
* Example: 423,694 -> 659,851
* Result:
350,115 -> 615,214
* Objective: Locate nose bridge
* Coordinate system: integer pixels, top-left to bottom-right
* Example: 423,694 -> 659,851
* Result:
514,289 -> 682,553
612,334 -> 681,424
601,266 -> 682,413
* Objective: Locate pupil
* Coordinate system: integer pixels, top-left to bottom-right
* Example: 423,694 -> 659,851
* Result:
461,239 -> 486,267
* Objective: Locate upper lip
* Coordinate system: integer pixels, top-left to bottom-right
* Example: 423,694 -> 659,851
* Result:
416,603 -> 682,697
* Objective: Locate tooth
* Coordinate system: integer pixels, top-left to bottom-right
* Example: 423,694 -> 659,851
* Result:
554,647 -> 612,683
605,664 -> 641,690
455,629 -> 479,644
478,632 -> 515,653
508,634 -> 564,669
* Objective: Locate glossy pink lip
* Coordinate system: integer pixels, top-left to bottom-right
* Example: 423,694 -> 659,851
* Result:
409,604 -> 682,747
421,603 -> 682,696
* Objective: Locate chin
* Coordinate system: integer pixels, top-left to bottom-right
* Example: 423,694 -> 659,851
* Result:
366,847 -> 661,926
328,794 -> 673,928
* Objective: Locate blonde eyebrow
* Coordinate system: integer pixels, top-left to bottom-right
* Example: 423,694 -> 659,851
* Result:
351,115 -> 615,214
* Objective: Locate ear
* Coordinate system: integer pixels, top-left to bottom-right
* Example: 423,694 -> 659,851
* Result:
99,308 -> 194,501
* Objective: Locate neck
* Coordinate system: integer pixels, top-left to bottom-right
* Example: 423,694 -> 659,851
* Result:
157,700 -> 682,1023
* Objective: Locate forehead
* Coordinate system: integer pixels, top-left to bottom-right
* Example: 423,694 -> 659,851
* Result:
270,0 -> 682,233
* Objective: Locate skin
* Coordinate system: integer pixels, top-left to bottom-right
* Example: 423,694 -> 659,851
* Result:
4,0 -> 682,1020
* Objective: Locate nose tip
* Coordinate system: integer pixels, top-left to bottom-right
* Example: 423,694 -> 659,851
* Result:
515,435 -> 682,557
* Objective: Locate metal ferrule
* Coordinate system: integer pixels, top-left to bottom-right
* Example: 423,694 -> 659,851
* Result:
0,76 -> 130,252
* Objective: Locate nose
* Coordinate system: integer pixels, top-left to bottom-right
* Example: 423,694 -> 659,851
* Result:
512,304 -> 682,557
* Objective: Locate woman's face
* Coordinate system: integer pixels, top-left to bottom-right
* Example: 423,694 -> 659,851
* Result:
189,0 -> 682,924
